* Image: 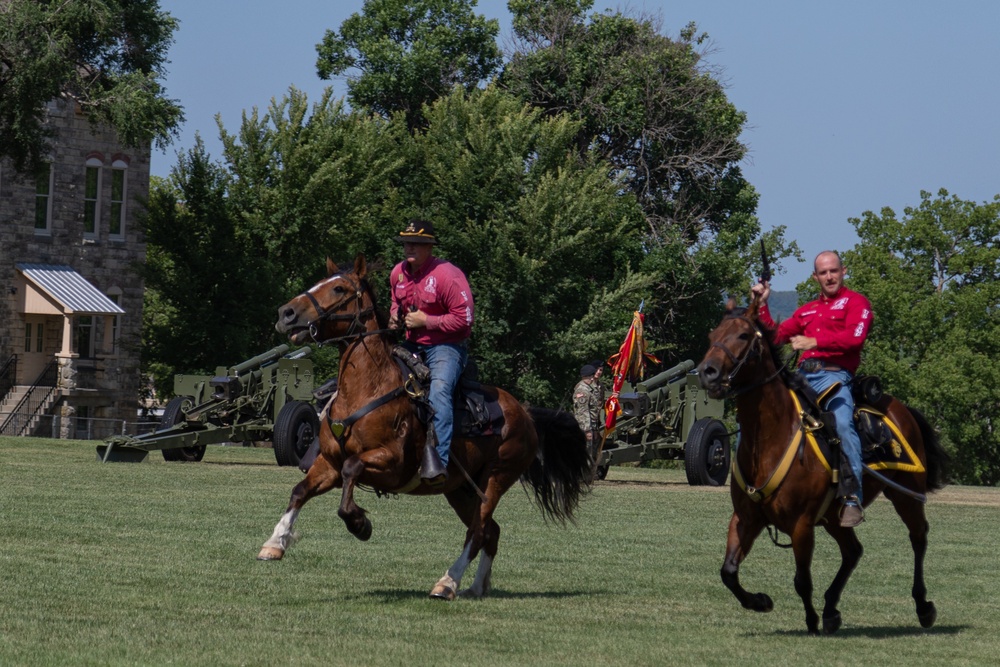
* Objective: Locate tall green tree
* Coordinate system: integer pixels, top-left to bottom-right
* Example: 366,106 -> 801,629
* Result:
141,139 -> 277,396
846,189 -> 1000,485
400,86 -> 652,399
315,0 -> 501,130
0,0 -> 183,173
501,0 -> 792,358
218,87 -> 407,297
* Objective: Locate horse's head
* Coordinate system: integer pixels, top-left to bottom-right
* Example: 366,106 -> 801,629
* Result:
698,297 -> 772,398
275,254 -> 381,346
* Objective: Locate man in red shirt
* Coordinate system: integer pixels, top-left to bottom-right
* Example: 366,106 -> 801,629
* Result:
390,218 -> 474,486
752,251 -> 872,527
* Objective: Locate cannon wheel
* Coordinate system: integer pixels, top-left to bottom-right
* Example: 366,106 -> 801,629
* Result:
273,400 -> 319,467
684,418 -> 730,486
160,396 -> 207,462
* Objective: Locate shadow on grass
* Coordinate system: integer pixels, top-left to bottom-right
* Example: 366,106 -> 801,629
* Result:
765,624 -> 969,638
597,478 -> 687,488
353,588 -> 595,602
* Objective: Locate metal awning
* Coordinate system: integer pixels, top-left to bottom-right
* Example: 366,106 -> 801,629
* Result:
16,263 -> 125,315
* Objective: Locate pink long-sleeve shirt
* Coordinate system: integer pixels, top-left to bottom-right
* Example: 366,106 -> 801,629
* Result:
390,257 -> 473,345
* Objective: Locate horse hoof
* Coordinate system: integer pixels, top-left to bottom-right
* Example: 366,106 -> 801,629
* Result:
257,546 -> 285,561
918,602 -> 937,628
430,584 -> 457,601
458,586 -> 484,599
822,612 -> 842,635
430,574 -> 458,601
751,593 -> 774,613
351,518 -> 373,542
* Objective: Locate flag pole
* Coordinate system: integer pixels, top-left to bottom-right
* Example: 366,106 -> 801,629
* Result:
591,302 -> 646,481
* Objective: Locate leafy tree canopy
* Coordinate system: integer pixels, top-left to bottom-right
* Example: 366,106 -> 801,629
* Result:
141,139 -> 279,396
845,189 -> 1000,485
0,0 -> 183,173
315,0 -> 501,129
204,85 -> 652,403
501,0 -> 797,349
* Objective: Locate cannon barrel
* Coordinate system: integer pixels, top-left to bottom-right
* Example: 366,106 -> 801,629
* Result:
636,359 -> 696,393
285,347 -> 312,361
228,344 -> 291,376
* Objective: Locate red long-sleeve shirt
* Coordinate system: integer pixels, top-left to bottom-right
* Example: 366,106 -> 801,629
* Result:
758,286 -> 872,374
390,257 -> 473,345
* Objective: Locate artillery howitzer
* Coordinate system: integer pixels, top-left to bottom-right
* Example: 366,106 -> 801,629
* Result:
98,344 -> 319,466
598,360 -> 731,485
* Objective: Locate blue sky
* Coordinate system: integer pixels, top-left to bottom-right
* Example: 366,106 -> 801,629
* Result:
156,1 -> 1000,291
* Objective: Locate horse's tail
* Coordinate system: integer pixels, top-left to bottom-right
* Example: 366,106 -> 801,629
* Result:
909,406 -> 949,491
521,407 -> 592,524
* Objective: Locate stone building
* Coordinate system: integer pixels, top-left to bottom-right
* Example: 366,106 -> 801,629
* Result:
0,97 -> 150,439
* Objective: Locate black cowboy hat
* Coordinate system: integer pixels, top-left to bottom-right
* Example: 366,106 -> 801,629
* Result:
396,218 -> 438,245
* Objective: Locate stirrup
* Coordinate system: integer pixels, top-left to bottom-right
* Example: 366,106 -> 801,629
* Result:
839,498 -> 864,528
420,425 -> 448,486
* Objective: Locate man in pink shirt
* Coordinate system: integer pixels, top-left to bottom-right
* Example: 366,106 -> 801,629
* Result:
752,251 -> 872,527
390,218 -> 474,486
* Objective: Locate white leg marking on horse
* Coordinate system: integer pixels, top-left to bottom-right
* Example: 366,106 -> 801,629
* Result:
461,553 -> 493,598
263,508 -> 300,551
445,541 -> 474,587
431,541 -> 474,599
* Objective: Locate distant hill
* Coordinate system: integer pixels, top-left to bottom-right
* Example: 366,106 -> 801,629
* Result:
768,291 -> 799,321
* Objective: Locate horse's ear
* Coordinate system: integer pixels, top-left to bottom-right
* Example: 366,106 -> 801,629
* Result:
725,297 -> 738,313
326,257 -> 339,276
747,294 -> 761,319
353,253 -> 367,278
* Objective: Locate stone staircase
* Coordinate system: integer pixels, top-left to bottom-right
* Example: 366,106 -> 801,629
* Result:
0,385 -> 59,437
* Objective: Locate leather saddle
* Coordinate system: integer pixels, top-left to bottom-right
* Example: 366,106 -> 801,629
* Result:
392,346 -> 504,438
793,373 -> 895,464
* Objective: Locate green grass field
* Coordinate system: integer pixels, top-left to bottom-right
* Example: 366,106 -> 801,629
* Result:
1,436 -> 997,666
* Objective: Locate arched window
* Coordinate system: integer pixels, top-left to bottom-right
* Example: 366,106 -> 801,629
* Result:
110,158 -> 128,239
84,156 -> 103,238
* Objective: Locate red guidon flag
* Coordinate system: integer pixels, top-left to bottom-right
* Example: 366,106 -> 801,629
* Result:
604,308 -> 660,433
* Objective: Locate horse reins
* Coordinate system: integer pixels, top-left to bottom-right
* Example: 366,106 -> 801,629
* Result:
711,315 -> 785,398
299,274 -> 393,346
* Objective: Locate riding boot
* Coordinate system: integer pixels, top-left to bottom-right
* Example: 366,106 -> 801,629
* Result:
297,435 -> 322,473
838,460 -> 864,527
822,411 -> 864,528
420,424 -> 448,487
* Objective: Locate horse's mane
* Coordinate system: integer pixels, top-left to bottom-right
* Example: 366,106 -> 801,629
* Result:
361,275 -> 390,330
723,305 -> 809,395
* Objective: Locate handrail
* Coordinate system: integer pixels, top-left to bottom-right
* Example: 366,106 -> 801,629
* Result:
0,360 -> 57,437
0,354 -> 16,404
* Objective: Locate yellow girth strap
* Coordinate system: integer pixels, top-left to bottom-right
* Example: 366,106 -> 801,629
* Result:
732,419 -> 803,503
733,391 -> 836,503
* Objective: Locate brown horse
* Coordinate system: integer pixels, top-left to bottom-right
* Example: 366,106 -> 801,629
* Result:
697,299 -> 948,634
258,255 -> 591,599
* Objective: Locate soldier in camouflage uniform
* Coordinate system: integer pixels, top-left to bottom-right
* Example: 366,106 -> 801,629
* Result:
573,364 -> 604,459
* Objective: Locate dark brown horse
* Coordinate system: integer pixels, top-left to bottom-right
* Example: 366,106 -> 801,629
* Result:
258,255 -> 591,599
697,298 -> 948,634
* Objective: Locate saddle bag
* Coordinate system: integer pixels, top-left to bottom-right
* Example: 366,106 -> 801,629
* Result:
852,374 -> 884,405
856,409 -> 893,453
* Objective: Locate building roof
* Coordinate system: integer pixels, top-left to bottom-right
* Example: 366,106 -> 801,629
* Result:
16,263 -> 125,315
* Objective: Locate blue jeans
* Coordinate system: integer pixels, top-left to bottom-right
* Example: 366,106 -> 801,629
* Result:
801,369 -> 863,503
416,342 -> 468,467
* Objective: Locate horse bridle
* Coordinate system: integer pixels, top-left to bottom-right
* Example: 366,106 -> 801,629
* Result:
299,273 -> 387,346
710,314 -> 784,397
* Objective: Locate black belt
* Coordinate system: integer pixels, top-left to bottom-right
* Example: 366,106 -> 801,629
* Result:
799,359 -> 844,373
